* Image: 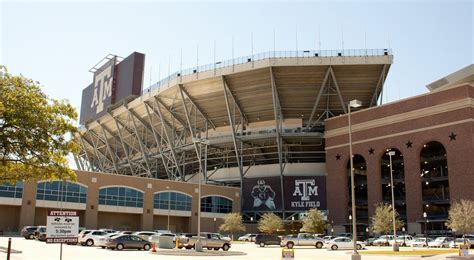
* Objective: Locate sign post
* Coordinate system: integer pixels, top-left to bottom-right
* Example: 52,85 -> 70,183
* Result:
282,248 -> 295,259
46,210 -> 79,260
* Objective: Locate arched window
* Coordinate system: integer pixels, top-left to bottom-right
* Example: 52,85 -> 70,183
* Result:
99,186 -> 144,208
154,191 -> 192,211
420,141 -> 449,234
0,181 -> 23,198
347,155 -> 368,227
36,181 -> 87,203
201,196 -> 232,213
381,148 -> 406,220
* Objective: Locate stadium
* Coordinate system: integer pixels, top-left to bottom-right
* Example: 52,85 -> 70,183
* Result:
74,49 -> 393,231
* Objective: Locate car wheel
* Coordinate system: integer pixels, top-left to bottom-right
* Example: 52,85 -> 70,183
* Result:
402,243 -> 406,247
144,244 -> 151,251
245,239 -> 249,242
287,242 -> 294,249
101,246 -> 105,249
222,244 -> 230,251
213,248 -> 219,251
357,244 -> 362,250
259,242 -> 265,247
315,242 -> 323,249
116,244 -> 124,251
28,234 -> 34,239
86,239 -> 94,246
178,246 -> 183,249
331,245 -> 338,250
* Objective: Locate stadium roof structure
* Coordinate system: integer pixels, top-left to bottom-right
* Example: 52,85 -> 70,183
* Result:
75,49 -> 393,183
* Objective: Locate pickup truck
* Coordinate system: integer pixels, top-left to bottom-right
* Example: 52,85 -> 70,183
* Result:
281,233 -> 325,249
182,232 -> 231,251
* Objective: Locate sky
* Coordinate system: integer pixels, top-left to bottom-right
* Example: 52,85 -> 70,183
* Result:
1,0 -> 473,118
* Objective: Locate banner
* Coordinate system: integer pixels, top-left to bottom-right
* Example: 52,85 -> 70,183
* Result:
242,176 -> 327,212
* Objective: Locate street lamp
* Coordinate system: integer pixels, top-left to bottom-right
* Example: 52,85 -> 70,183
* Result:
331,220 -> 334,236
291,216 -> 295,233
387,150 -> 399,251
348,99 -> 362,260
349,214 -> 353,237
365,227 -> 369,243
402,227 -> 406,246
166,186 -> 170,232
192,138 -> 207,252
213,217 -> 217,233
423,212 -> 428,247
453,228 -> 456,247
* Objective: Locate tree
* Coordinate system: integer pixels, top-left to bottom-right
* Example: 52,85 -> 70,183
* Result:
219,213 -> 245,241
371,203 -> 404,244
301,208 -> 328,234
446,199 -> 474,243
0,70 -> 79,183
258,213 -> 283,234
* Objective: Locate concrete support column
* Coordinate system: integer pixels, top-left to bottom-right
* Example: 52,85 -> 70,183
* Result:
18,181 -> 37,230
403,147 -> 422,225
326,149 -> 349,225
366,155 -> 382,219
141,186 -> 154,230
85,177 -> 98,229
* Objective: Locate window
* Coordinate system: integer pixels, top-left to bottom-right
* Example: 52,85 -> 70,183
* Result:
201,196 -> 232,213
0,181 -> 23,198
36,181 -> 87,203
98,186 -> 144,208
154,192 -> 192,211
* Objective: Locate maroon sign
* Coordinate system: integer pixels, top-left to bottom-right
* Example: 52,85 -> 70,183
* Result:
283,176 -> 327,211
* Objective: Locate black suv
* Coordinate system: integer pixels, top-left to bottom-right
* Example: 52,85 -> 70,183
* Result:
255,234 -> 281,247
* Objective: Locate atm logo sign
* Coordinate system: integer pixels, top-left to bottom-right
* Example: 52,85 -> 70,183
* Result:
90,62 -> 114,113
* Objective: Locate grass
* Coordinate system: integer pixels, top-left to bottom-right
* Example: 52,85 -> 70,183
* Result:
360,249 -> 459,256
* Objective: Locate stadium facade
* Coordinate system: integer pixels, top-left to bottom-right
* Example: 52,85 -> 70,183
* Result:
1,49 -> 472,236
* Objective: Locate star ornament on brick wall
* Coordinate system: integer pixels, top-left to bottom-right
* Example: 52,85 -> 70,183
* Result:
368,148 -> 375,155
336,154 -> 341,160
449,132 -> 457,141
406,141 -> 413,148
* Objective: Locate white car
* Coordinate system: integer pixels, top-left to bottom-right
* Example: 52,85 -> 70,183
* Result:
388,235 -> 414,246
132,231 -> 157,241
324,237 -> 366,250
238,234 -> 256,242
428,237 -> 454,248
78,230 -> 108,246
411,237 -> 433,247
449,238 -> 472,248
96,233 -> 120,248
323,236 -> 336,242
373,235 -> 394,246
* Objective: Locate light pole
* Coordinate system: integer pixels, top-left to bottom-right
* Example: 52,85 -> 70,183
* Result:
192,138 -> 207,252
423,212 -> 428,247
387,150 -> 399,251
453,228 -> 456,247
349,214 -> 353,237
365,227 -> 369,244
348,99 -> 362,260
331,220 -> 334,236
166,186 -> 170,232
291,216 -> 295,233
402,227 -> 406,246
213,217 -> 217,233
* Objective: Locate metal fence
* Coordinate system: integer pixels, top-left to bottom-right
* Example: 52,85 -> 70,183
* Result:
142,48 -> 392,94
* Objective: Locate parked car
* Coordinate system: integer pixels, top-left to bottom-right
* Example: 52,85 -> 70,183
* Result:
183,232 -> 231,251
132,231 -> 157,241
255,234 -> 281,247
337,233 -> 352,238
411,237 -> 433,247
99,229 -> 118,234
79,230 -> 108,246
96,233 -> 121,249
322,236 -> 336,242
449,238 -> 472,248
389,235 -> 414,246
281,233 -> 325,249
105,234 -> 152,251
324,237 -> 366,250
34,226 -> 47,242
428,237 -> 454,248
21,226 -> 38,239
177,233 -> 197,249
373,235 -> 394,246
365,237 -> 378,246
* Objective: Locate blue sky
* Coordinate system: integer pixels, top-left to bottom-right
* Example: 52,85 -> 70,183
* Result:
1,0 -> 472,116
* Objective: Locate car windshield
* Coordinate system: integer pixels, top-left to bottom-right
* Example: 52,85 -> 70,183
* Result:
434,237 -> 445,242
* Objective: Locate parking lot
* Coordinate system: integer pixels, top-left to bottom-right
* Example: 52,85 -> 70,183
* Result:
0,237 -> 465,260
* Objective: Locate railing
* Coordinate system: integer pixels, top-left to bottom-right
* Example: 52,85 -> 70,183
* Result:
142,48 -> 392,94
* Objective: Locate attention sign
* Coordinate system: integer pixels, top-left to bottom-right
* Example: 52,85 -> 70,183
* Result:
46,210 -> 79,243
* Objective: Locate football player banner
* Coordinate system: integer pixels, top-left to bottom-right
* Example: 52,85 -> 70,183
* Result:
242,177 -> 282,211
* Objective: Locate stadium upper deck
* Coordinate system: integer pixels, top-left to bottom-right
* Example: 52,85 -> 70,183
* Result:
75,49 -> 393,184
